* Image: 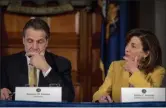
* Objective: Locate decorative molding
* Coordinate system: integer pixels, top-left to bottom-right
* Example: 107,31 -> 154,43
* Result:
2,32 -> 79,48
92,32 -> 100,48
75,12 -> 80,35
6,4 -> 74,15
92,12 -> 96,34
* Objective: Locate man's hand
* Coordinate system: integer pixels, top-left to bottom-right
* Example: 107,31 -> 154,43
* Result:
0,88 -> 12,100
26,52 -> 50,72
99,95 -> 113,103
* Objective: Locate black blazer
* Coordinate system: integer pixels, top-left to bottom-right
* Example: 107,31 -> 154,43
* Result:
0,51 -> 75,102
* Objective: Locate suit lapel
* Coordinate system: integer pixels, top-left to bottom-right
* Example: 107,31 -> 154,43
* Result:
38,51 -> 58,86
44,51 -> 58,72
45,51 -> 55,67
19,51 -> 29,86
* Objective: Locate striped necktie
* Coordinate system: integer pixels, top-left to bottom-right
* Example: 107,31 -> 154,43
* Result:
29,66 -> 37,86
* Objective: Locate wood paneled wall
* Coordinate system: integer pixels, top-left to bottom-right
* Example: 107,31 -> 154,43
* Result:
1,9 -> 103,102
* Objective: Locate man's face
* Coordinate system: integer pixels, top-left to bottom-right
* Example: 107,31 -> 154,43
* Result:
23,28 -> 48,55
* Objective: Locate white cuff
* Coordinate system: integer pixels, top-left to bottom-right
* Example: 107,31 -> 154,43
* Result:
42,67 -> 52,77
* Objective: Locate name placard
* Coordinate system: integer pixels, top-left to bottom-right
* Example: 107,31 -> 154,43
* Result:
121,88 -> 166,102
15,87 -> 62,102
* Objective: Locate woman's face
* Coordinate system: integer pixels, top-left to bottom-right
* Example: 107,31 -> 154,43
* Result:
125,36 -> 149,62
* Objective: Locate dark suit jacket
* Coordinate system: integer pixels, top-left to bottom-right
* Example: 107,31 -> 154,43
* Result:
0,51 -> 75,102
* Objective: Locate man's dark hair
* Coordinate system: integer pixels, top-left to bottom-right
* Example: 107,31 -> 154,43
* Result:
23,18 -> 50,39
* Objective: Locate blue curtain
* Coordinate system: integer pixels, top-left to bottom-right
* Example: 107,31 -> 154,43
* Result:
100,0 -> 129,79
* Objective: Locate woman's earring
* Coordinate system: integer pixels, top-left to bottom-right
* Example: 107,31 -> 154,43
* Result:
138,57 -> 146,69
142,57 -> 145,61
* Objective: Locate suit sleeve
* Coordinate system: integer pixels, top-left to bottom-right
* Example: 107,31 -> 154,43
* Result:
92,62 -> 114,102
129,67 -> 166,87
44,58 -> 75,102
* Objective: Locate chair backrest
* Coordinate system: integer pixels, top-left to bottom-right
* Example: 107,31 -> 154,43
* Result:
161,77 -> 166,87
73,83 -> 82,102
161,69 -> 166,87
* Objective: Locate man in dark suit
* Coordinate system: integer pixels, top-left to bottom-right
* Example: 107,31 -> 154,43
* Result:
0,18 -> 75,102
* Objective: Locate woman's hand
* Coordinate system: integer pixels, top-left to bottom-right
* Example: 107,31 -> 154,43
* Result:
99,95 -> 113,103
123,56 -> 139,74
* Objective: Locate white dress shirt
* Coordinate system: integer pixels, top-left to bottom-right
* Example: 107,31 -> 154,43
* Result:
26,56 -> 52,86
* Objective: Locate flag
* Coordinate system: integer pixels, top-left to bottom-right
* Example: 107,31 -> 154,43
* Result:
100,0 -> 128,80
